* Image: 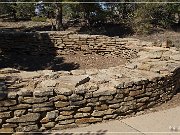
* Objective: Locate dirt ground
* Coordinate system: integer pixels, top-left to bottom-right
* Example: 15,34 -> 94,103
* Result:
61,52 -> 127,69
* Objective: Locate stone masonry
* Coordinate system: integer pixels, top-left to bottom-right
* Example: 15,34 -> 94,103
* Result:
0,31 -> 180,133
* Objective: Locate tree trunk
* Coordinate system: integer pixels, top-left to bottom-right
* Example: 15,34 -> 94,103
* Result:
55,1 -> 63,31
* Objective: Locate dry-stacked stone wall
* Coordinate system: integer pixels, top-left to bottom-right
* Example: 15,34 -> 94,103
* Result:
0,31 -> 180,132
0,31 -> 140,59
0,69 -> 179,132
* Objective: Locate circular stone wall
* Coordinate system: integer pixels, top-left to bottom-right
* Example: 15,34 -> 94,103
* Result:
0,31 -> 180,132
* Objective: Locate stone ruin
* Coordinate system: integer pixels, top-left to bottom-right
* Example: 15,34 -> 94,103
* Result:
0,31 -> 180,132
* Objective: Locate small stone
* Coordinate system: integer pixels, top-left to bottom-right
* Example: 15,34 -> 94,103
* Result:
71,69 -> 86,75
0,100 -> 17,107
93,86 -> 116,97
2,123 -> 18,128
54,87 -> 73,96
60,111 -> 74,116
9,104 -> 31,110
20,97 -> 48,104
78,107 -> 92,112
0,128 -> 14,132
33,107 -> 53,112
115,93 -> 124,99
99,95 -> 113,101
16,125 -> 39,132
43,122 -> 55,128
129,90 -> 144,97
91,110 -> 105,117
46,110 -> 59,120
95,104 -> 108,111
55,115 -> 73,121
40,80 -> 57,88
55,101 -> 70,108
17,88 -> 33,96
68,94 -> 83,101
34,88 -> 54,97
75,118 -> 102,124
58,119 -> 75,125
14,110 -> 26,117
0,107 -> 9,112
103,114 -> 118,120
0,111 -> 12,118
49,95 -> 68,102
6,113 -> 40,123
40,117 -> 49,124
137,97 -> 150,102
7,92 -> 17,99
109,103 -> 120,109
70,100 -> 86,106
115,106 -> 129,113
74,113 -> 90,118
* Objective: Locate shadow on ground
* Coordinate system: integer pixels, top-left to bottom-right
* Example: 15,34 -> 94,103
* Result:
0,31 -> 79,71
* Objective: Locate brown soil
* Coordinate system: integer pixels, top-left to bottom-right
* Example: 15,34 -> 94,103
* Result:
60,52 -> 127,69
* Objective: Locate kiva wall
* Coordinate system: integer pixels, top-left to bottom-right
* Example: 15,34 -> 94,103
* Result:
0,31 -> 140,59
0,68 -> 179,132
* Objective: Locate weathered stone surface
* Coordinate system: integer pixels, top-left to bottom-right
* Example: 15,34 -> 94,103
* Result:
14,110 -> 26,117
91,110 -> 105,117
115,93 -> 124,99
78,107 -> 92,112
99,95 -> 113,101
0,100 -> 17,107
34,88 -> 54,97
95,104 -> 108,111
54,87 -> 73,96
16,125 -> 39,132
43,122 -> 55,128
33,107 -> 53,112
7,92 -> 17,99
70,100 -> 86,106
40,80 -> 57,88
9,104 -> 31,110
74,113 -> 90,118
71,69 -> 86,75
60,111 -> 74,116
0,127 -> 14,132
137,97 -> 150,102
0,112 -> 12,119
20,97 -> 48,104
68,94 -> 83,101
6,113 -> 40,123
0,107 -> 9,112
55,101 -> 69,108
129,90 -> 144,97
49,95 -> 68,102
46,110 -> 59,120
93,86 -> 116,97
58,119 -> 75,125
75,118 -> 102,124
58,75 -> 90,87
17,88 -> 33,96
109,103 -> 120,109
103,114 -> 118,120
55,115 -> 73,121
115,106 -> 129,113
2,123 -> 18,128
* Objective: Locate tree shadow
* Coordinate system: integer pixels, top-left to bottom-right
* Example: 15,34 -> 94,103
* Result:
0,31 -> 79,71
77,23 -> 134,37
